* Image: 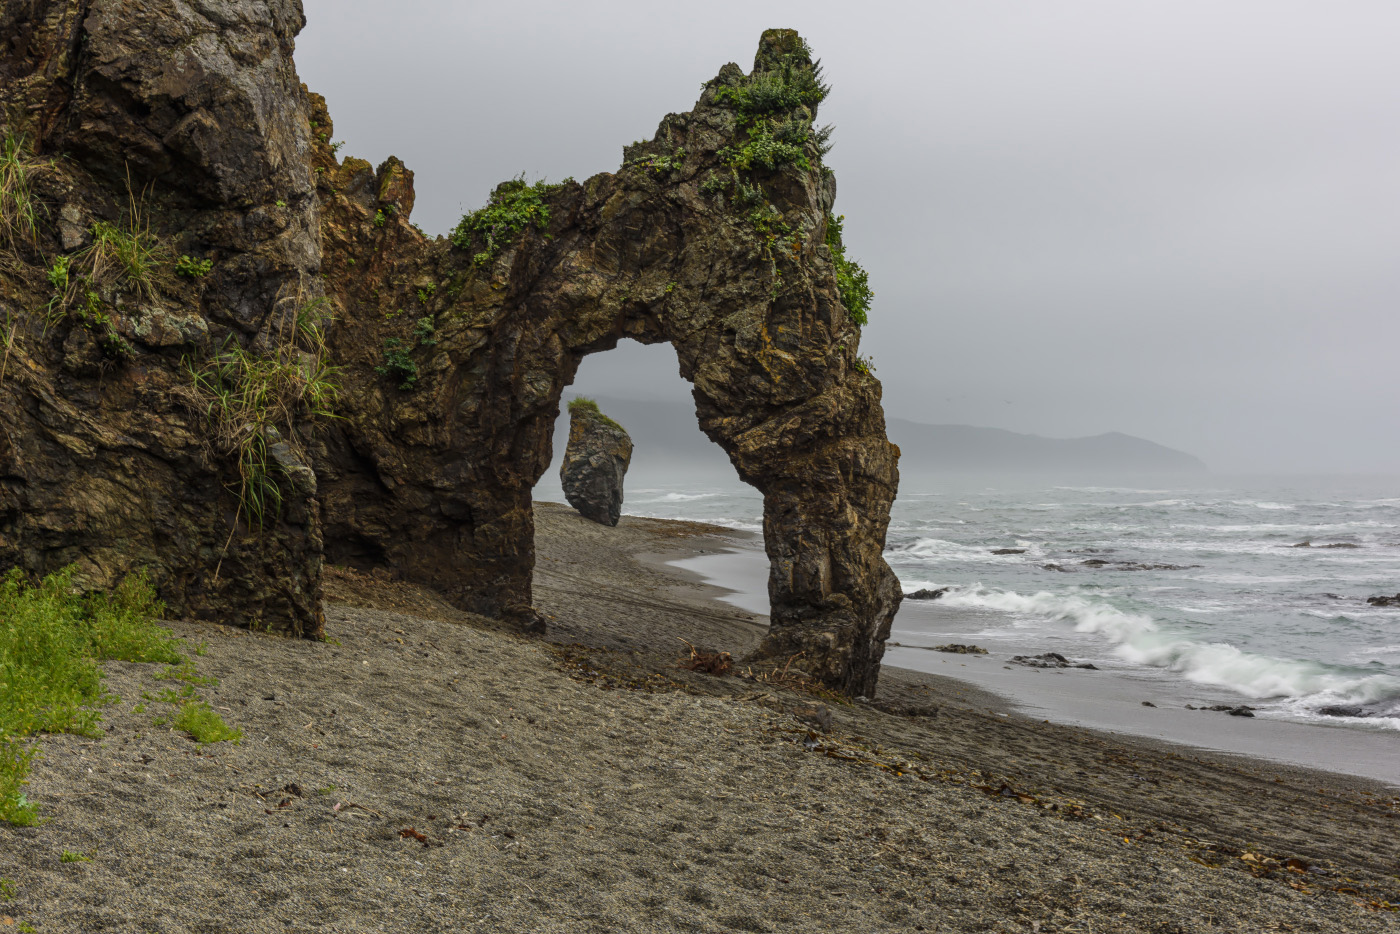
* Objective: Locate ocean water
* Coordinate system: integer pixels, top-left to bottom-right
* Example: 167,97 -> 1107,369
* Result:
616,474 -> 1400,734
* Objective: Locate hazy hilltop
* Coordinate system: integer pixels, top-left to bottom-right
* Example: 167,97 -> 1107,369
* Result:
888,419 -> 1207,474
556,395 -> 1207,477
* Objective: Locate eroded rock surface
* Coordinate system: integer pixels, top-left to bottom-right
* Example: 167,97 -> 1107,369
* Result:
560,400 -> 633,527
1,11 -> 902,694
311,31 -> 903,693
0,0 -> 324,635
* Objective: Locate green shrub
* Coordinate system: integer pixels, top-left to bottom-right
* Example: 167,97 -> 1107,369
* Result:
450,177 -> 565,266
713,43 -> 828,118
175,254 -> 213,278
720,125 -> 809,173
824,212 -> 872,326
412,316 -> 437,346
0,567 -> 178,825
375,338 -> 419,389
628,148 -> 685,176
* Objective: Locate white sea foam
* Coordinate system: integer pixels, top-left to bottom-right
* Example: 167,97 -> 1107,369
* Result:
887,538 -> 1031,563
624,511 -> 762,532
931,584 -> 1400,712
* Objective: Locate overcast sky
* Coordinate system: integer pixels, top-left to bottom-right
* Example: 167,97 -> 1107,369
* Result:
298,1 -> 1399,474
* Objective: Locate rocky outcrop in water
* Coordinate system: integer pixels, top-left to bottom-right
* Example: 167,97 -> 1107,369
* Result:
560,400 -> 633,527
0,9 -> 903,695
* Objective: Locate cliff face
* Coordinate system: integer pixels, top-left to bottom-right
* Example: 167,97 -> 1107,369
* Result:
0,0 -> 324,635
0,6 -> 902,694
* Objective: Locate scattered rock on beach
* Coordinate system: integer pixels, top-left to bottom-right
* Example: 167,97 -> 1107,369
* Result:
886,642 -> 987,655
561,399 -> 634,526
792,703 -> 833,732
1318,705 -> 1368,718
1201,704 -> 1256,717
934,644 -> 988,655
905,587 -> 949,600
1366,593 -> 1400,607
1009,653 -> 1097,670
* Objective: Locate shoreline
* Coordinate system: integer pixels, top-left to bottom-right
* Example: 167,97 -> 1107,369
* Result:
636,514 -> 1400,789
2,503 -> 1396,932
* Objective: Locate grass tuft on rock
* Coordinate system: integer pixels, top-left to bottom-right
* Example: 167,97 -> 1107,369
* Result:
0,568 -> 179,825
183,300 -> 339,528
0,132 -> 44,250
567,396 -> 625,432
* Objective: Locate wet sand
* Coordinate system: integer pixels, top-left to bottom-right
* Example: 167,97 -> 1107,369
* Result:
2,502 -> 1397,932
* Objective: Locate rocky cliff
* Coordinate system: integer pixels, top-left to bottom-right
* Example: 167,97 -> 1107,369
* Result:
0,4 -> 903,694
0,0 -> 325,636
560,399 -> 633,527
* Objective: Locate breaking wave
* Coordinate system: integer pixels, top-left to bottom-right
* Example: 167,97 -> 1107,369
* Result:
930,584 -> 1400,722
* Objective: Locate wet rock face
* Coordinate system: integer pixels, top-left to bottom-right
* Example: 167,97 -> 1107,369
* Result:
560,402 -> 633,527
0,0 -> 324,635
314,30 -> 903,694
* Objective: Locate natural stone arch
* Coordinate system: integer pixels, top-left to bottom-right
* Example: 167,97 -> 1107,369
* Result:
314,32 -> 903,695
0,6 -> 898,691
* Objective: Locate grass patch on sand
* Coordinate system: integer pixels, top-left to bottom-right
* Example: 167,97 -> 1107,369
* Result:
0,568 -> 181,825
154,700 -> 241,746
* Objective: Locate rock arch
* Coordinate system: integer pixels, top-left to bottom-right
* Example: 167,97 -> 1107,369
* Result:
314,32 -> 903,695
0,7 -> 902,696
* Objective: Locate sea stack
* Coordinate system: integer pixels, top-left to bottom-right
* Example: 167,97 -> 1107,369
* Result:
560,399 -> 634,527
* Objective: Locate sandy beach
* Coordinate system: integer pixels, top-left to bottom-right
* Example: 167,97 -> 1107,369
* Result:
2,503 -> 1397,932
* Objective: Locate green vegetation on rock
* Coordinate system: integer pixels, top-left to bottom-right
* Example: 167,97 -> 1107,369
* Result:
185,302 -> 339,528
712,36 -> 830,177
450,176 -> 567,266
44,200 -> 178,358
567,396 -> 624,432
713,40 -> 829,117
375,337 -> 419,390
0,568 -> 179,825
0,132 -> 43,250
720,124 -> 809,173
175,254 -> 212,278
824,212 -> 871,327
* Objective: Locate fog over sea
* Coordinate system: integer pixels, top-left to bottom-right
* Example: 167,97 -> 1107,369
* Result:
571,472 -> 1400,740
